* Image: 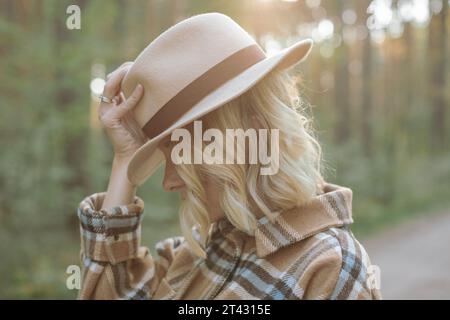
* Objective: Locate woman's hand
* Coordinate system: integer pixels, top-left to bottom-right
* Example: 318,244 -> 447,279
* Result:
98,62 -> 148,161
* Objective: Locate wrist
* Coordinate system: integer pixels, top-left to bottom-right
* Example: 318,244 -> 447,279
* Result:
111,156 -> 138,189
101,157 -> 138,209
113,154 -> 132,166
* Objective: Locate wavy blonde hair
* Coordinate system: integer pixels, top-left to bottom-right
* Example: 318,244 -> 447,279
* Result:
174,69 -> 325,259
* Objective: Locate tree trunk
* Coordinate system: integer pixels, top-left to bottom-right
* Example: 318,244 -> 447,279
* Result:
428,0 -> 448,152
357,0 -> 373,155
333,1 -> 351,144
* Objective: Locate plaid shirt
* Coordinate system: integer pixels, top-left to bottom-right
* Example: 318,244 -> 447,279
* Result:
77,183 -> 382,300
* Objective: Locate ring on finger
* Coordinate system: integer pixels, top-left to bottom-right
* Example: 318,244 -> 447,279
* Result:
99,94 -> 114,104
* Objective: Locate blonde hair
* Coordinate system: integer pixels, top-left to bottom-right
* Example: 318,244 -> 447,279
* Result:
175,69 -> 325,259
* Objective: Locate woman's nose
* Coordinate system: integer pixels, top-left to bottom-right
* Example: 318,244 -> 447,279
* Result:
162,162 -> 185,192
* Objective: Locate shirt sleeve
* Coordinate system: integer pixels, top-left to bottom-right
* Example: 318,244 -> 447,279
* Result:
76,192 -> 184,300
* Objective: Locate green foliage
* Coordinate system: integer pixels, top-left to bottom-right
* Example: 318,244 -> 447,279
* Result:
0,0 -> 448,298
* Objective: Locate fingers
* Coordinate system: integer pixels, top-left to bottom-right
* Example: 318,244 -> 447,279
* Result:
115,84 -> 144,118
112,96 -> 120,105
98,99 -> 115,120
102,67 -> 128,99
119,92 -> 126,104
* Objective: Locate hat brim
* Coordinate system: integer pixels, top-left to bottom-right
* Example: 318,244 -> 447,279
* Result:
127,39 -> 313,186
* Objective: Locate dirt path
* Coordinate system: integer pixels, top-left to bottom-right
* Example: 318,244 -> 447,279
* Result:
360,211 -> 450,299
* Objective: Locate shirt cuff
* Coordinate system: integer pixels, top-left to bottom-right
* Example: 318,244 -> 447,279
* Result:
77,192 -> 145,264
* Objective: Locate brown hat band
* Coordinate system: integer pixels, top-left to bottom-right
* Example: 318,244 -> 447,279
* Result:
142,44 -> 267,140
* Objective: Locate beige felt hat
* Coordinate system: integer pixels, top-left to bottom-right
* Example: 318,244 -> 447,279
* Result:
121,12 -> 313,187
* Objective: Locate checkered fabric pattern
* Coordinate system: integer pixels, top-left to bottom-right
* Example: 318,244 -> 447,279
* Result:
77,183 -> 382,300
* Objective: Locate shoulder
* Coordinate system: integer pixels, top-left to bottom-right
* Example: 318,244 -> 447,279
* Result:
264,226 -> 380,299
300,226 -> 380,299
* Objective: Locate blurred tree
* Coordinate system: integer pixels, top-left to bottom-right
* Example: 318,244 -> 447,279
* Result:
400,9 -> 414,156
359,0 -> 373,156
0,0 -> 449,299
428,0 -> 448,152
332,0 -> 351,144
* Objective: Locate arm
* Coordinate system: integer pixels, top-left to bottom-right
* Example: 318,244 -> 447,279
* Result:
77,197 -> 151,299
101,156 -> 137,209
77,157 -> 151,299
77,157 -> 187,299
77,198 -> 185,300
76,63 -> 175,299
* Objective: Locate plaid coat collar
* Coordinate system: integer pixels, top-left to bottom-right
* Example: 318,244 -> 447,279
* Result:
210,183 -> 354,258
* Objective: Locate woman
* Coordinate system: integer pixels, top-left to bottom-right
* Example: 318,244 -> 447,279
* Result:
77,13 -> 381,300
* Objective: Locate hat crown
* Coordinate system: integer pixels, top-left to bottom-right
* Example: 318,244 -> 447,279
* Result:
122,13 -> 264,128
